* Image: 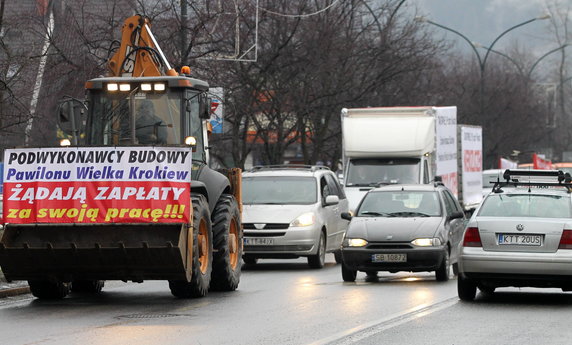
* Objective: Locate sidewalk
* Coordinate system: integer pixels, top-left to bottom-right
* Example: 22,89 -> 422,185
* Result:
0,272 -> 30,298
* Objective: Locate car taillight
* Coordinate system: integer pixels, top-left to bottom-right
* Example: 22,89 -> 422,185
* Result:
558,230 -> 572,249
463,227 -> 482,247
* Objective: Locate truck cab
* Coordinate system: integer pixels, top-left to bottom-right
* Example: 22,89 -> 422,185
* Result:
343,156 -> 433,211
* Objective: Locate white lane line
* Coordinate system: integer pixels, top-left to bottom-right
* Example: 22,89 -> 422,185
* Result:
308,297 -> 458,345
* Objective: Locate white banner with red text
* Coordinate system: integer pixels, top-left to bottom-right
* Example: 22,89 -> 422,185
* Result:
3,147 -> 192,224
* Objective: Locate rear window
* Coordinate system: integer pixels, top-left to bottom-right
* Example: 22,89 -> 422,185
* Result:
478,194 -> 572,218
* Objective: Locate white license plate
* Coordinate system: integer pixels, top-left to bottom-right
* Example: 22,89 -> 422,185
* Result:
244,238 -> 274,246
498,234 -> 542,246
371,254 -> 406,263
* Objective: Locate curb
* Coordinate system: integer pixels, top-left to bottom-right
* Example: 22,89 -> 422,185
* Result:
0,286 -> 30,298
0,272 -> 31,298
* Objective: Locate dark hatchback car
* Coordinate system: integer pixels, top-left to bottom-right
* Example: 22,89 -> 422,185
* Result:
340,184 -> 466,282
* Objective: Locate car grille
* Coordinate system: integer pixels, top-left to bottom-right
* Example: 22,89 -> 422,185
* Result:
367,243 -> 413,249
243,223 -> 290,230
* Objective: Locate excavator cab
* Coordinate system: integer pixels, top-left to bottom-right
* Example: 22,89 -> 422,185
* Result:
83,76 -> 210,159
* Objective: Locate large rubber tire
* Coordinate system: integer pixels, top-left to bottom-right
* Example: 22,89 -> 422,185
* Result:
458,275 -> 477,301
341,263 -> 357,282
435,249 -> 450,282
308,231 -> 326,269
71,280 -> 104,293
169,194 -> 213,298
29,280 -> 71,300
210,195 -> 242,291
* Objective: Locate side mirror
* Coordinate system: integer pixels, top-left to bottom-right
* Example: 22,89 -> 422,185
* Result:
448,211 -> 464,221
324,195 -> 339,206
57,97 -> 87,145
341,212 -> 353,221
198,93 -> 211,119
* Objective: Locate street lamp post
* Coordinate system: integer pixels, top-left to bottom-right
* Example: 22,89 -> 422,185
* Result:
476,43 -> 569,80
415,15 -> 550,117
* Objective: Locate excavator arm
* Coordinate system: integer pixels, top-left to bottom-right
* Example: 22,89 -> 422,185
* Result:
107,15 -> 178,77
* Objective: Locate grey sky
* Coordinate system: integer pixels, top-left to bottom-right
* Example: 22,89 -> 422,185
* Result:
408,0 -> 557,52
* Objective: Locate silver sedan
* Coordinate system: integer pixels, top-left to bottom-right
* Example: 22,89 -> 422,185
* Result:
458,171 -> 572,301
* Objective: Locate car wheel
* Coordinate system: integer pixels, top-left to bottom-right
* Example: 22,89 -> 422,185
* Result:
333,249 -> 343,264
341,263 -> 357,282
435,249 -> 450,282
308,231 -> 326,269
458,275 -> 477,301
452,262 -> 459,276
242,255 -> 258,265
478,285 -> 495,295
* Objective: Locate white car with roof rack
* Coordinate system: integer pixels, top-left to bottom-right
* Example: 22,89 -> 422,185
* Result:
458,169 -> 572,301
241,165 -> 350,268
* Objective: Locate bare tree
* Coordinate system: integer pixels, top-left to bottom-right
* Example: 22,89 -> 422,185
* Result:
203,0 -> 448,169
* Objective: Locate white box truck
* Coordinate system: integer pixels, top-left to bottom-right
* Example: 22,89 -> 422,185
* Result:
341,106 -> 458,211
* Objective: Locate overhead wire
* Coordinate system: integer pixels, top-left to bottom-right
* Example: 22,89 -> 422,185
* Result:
258,0 -> 341,18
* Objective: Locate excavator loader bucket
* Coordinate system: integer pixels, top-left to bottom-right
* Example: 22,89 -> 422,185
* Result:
0,223 -> 191,282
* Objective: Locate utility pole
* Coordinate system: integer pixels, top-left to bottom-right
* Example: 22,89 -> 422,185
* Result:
180,0 -> 188,66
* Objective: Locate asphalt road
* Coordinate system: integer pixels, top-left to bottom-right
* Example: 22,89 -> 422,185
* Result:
0,254 -> 570,345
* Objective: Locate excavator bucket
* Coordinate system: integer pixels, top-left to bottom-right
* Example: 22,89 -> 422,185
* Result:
0,223 -> 191,282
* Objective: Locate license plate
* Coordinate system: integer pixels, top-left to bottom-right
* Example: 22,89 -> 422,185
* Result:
498,234 -> 542,246
244,238 -> 274,246
371,254 -> 406,263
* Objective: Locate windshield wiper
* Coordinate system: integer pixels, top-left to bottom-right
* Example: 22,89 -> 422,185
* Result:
360,211 -> 395,217
348,183 -> 375,187
388,211 -> 431,217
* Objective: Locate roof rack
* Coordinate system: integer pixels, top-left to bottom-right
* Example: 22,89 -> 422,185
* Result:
249,165 -> 331,172
433,176 -> 445,187
492,169 -> 572,193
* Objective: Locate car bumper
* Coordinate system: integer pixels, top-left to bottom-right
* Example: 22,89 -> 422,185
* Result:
341,246 -> 446,272
243,226 -> 320,257
459,247 -> 572,276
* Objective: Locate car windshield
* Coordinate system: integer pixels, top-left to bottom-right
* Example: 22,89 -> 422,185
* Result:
346,158 -> 420,186
478,193 -> 572,218
242,177 -> 317,205
357,191 -> 441,217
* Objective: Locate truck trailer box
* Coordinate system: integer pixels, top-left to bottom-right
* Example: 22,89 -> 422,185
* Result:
341,106 -> 458,212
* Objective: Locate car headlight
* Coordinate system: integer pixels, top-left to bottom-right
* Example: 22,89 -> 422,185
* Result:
346,238 -> 368,247
411,238 -> 442,247
290,212 -> 315,227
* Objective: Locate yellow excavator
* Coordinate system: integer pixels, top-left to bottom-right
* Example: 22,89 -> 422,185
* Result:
0,15 -> 243,299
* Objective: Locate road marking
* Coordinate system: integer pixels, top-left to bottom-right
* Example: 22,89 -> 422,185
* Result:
308,297 -> 458,345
